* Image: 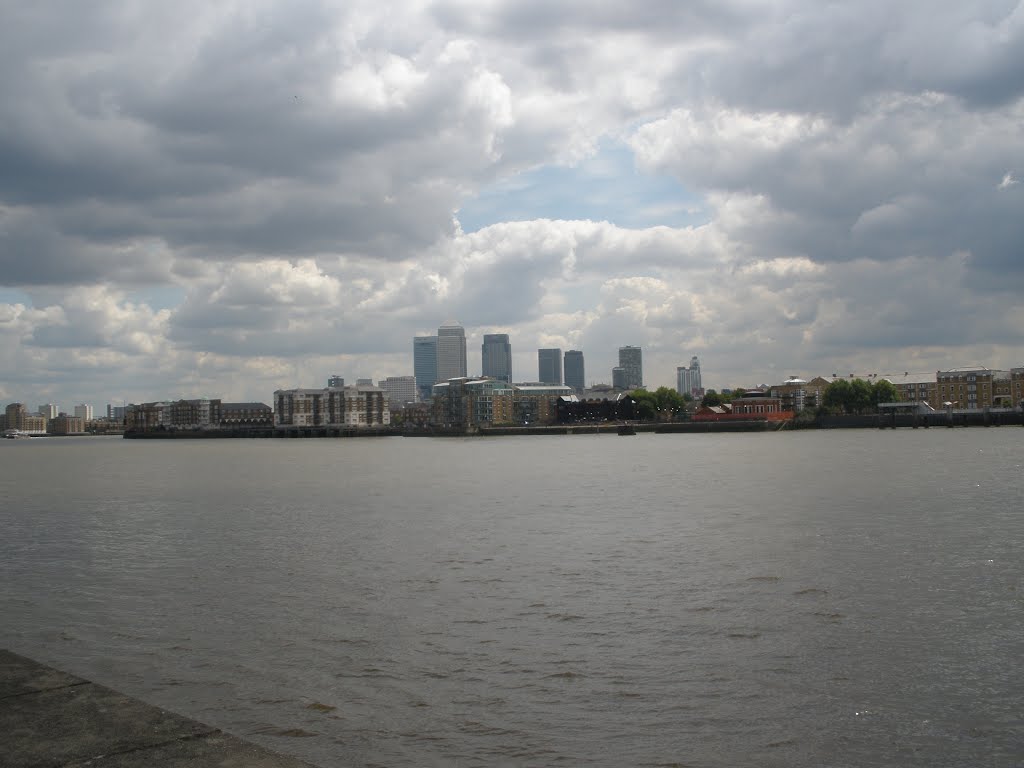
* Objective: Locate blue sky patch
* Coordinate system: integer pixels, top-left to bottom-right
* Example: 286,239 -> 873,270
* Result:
456,142 -> 707,232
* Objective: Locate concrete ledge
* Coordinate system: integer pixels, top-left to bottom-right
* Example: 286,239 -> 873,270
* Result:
0,650 -> 317,768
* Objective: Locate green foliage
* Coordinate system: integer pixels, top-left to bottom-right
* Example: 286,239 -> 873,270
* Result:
630,387 -> 687,421
653,386 -> 686,416
872,379 -> 897,405
823,378 -> 897,414
823,379 -> 852,412
701,389 -> 723,407
631,390 -> 658,420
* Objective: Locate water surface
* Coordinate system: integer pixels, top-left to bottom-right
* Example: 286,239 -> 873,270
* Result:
2,430 -> 1022,766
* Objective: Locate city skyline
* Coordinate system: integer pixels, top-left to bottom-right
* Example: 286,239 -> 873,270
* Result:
2,3 -> 1023,408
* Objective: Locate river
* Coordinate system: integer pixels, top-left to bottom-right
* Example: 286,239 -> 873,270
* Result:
2,430 -> 1022,766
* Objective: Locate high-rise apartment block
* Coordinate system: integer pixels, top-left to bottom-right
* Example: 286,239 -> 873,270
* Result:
38,404 -> 58,420
564,350 -> 585,392
74,404 -> 93,422
481,334 -> 513,383
538,348 -> 562,385
676,356 -> 702,397
618,346 -> 643,389
327,375 -> 345,388
413,335 -> 438,402
436,322 -> 467,381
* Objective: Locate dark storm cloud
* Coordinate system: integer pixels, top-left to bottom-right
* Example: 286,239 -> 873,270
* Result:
0,0 -> 509,284
693,1 -> 1024,115
432,0 -> 739,40
0,208 -> 172,285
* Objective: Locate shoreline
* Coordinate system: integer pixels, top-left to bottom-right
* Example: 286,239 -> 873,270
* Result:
0,649 -> 316,768
117,409 -> 1024,439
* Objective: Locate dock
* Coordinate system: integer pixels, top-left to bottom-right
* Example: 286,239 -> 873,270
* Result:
0,649 -> 317,768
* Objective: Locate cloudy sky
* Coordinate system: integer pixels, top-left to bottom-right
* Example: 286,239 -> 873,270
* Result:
2,1 -> 1023,409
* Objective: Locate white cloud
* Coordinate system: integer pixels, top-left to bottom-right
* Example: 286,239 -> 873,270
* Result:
2,0 -> 1024,406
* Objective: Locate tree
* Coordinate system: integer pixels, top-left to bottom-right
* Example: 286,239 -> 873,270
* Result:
823,379 -> 852,413
631,390 -> 657,420
849,378 -> 873,414
701,389 -> 723,408
653,386 -> 686,418
872,379 -> 897,406
823,378 -> 895,414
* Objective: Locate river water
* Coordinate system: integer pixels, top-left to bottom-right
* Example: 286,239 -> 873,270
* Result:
2,430 -> 1022,767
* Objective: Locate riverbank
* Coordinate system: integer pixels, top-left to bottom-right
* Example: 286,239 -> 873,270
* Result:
0,649 -> 315,768
119,409 -> 1024,438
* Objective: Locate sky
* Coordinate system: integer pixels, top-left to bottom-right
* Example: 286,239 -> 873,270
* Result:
2,1 -> 1023,409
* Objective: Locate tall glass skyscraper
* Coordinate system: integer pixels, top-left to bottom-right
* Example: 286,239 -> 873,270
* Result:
413,336 -> 438,401
618,345 -> 643,389
436,322 -> 467,381
481,333 -> 512,382
538,348 -> 562,384
564,350 -> 585,392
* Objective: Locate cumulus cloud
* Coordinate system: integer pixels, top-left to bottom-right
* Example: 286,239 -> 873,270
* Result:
1,0 -> 1023,406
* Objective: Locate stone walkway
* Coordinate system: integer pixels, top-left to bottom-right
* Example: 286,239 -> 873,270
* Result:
0,649 -> 317,768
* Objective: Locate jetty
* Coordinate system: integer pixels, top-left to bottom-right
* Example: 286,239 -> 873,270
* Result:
0,649 -> 315,768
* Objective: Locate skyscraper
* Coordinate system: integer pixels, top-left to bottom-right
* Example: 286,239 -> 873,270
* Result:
618,346 -> 643,389
538,348 -> 562,385
676,355 -> 702,397
564,350 -> 585,392
377,375 -> 418,407
612,367 -> 627,389
481,333 -> 512,383
413,335 -> 438,401
436,322 -> 467,381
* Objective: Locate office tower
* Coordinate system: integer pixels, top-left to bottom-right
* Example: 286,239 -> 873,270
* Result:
481,333 -> 513,383
612,367 -> 627,389
356,378 -> 373,386
618,346 -> 643,389
538,348 -> 562,384
676,356 -> 702,397
327,375 -> 345,388
564,350 -> 585,393
38,404 -> 58,420
414,335 -> 438,401
378,376 -> 419,407
74,404 -> 94,422
436,322 -> 467,381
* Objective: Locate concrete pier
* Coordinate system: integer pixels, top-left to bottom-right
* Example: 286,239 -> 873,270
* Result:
0,649 -> 317,768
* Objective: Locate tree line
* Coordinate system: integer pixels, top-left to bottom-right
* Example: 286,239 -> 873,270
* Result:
630,378 -> 900,421
821,378 -> 897,414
